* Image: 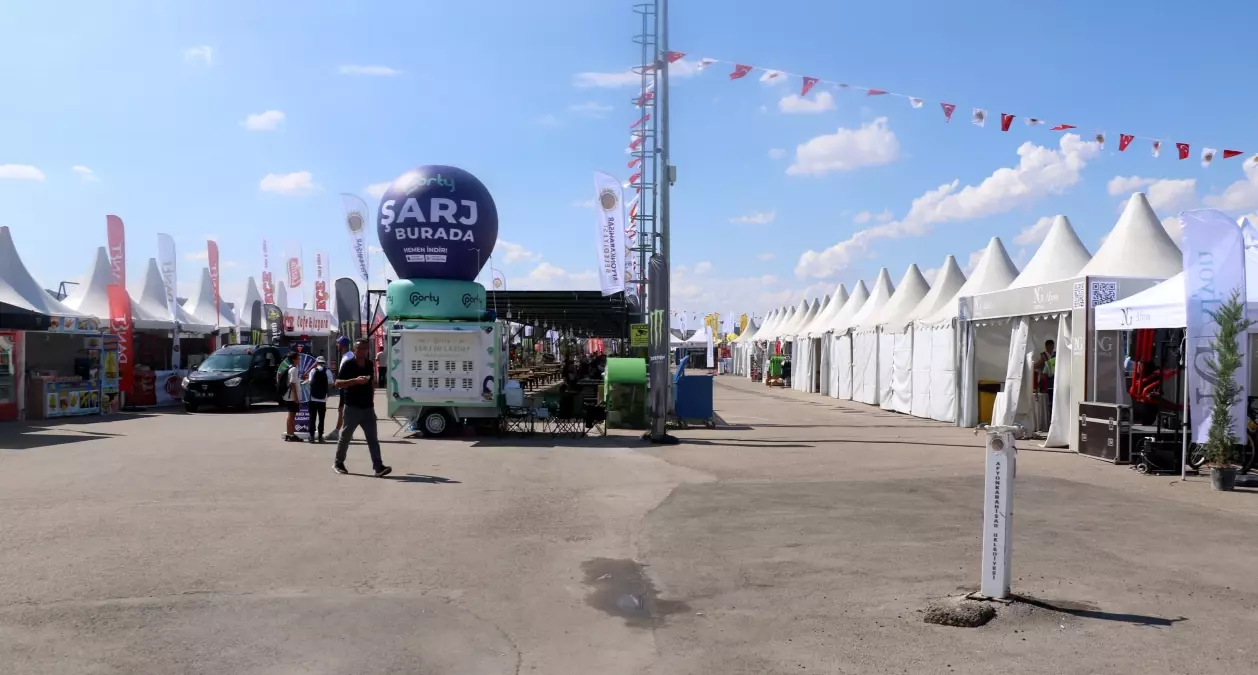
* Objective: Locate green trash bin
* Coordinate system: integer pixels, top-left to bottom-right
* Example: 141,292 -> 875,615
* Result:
604,357 -> 648,429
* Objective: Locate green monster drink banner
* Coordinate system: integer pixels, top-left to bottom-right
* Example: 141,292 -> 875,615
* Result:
377,166 -> 499,281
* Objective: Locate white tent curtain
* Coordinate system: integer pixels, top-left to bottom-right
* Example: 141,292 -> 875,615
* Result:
959,321 -> 978,427
834,334 -> 853,399
884,330 -> 913,412
819,333 -> 832,396
991,318 -> 1029,427
908,320 -> 958,422
852,330 -> 878,403
1044,313 -> 1072,447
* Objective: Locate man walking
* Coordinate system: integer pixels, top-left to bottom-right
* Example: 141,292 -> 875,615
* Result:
305,355 -> 331,443
334,338 -> 391,477
281,348 -> 302,442
326,336 -> 353,442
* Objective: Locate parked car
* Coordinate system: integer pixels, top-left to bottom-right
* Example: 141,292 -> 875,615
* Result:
182,345 -> 283,412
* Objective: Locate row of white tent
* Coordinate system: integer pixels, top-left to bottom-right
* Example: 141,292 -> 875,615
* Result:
732,192 -> 1185,438
1,226 -> 329,337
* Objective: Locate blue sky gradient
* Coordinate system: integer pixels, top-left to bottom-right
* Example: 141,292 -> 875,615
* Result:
4,0 -> 1258,316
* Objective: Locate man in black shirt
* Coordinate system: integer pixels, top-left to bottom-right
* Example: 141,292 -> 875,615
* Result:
333,338 -> 391,477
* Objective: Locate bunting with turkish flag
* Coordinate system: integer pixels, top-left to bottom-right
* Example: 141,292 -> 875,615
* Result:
940,103 -> 956,123
729,64 -> 753,80
1177,143 -> 1191,160
801,77 -> 818,96
1000,114 -> 1014,131
1119,134 -> 1134,151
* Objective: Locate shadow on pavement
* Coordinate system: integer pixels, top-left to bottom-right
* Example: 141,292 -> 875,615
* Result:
0,429 -> 123,450
344,472 -> 461,484
1015,595 -> 1188,627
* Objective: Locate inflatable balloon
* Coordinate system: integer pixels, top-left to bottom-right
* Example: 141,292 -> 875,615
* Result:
376,166 -> 498,281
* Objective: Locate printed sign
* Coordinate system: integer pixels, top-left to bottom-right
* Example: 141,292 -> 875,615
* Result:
377,165 -> 499,281
630,323 -> 649,347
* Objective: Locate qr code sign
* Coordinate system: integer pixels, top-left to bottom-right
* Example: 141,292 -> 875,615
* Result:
1089,280 -> 1119,307
1072,282 -> 1086,309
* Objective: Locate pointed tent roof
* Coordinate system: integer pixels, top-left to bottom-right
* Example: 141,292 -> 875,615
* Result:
183,267 -> 233,329
237,277 -> 263,328
759,306 -> 787,340
275,282 -> 289,312
908,255 -> 967,321
62,246 -> 113,319
822,280 -> 870,333
129,258 -> 213,333
0,226 -> 86,317
745,309 -> 776,342
1009,215 -> 1091,289
847,268 -> 895,329
736,313 -> 762,342
1079,192 -> 1182,279
869,264 -> 930,328
779,299 -> 813,336
927,237 -> 1020,322
783,298 -> 820,337
761,306 -> 797,341
805,284 -> 849,336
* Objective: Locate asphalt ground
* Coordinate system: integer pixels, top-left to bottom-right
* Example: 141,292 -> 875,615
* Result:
2,377 -> 1255,674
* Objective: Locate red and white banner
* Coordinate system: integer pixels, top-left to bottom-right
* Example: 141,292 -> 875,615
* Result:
628,51 -> 1254,169
261,239 -> 274,305
282,308 -> 333,336
107,284 -> 134,400
313,251 -> 329,311
286,241 -> 304,308
207,239 -> 220,328
106,215 -> 125,286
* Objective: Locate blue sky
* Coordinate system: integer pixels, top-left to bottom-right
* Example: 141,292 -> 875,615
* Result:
4,0 -> 1258,318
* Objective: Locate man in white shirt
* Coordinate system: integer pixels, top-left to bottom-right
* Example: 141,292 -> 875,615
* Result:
282,348 -> 302,442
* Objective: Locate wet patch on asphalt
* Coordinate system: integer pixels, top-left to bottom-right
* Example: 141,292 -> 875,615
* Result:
581,557 -> 690,628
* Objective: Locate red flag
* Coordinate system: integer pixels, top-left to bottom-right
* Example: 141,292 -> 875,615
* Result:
106,215 -> 126,287
940,102 -> 956,123
628,172 -> 641,184
866,89 -> 888,96
107,284 -> 134,401
208,240 -> 220,326
801,77 -> 818,97
630,114 -> 650,129
1118,134 -> 1134,151
1050,124 -> 1075,131
1176,142 -> 1190,160
261,239 -> 274,304
634,92 -> 654,107
628,156 -> 642,168
1224,149 -> 1244,159
1000,113 -> 1014,131
666,51 -> 685,63
629,135 -> 645,151
729,64 -> 753,80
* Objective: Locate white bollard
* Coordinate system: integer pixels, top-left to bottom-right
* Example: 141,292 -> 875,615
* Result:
979,426 -> 1018,600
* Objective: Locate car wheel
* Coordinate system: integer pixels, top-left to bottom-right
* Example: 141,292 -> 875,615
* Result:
184,402 -> 199,413
420,409 -> 454,438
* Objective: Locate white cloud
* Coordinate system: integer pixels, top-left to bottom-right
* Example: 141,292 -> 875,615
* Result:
1014,216 -> 1055,246
571,198 -> 598,208
778,91 -> 836,114
186,250 -> 208,261
365,182 -> 390,198
786,117 -> 900,176
184,46 -> 213,65
757,252 -> 777,261
368,245 -> 383,254
259,171 -> 316,196
962,247 -> 987,275
669,266 -> 828,316
852,209 -> 892,225
337,65 -> 402,76
572,58 -> 702,88
693,261 -> 713,275
241,110 -> 285,131
71,165 -> 99,182
795,133 -> 1100,279
535,113 -> 560,127
768,148 -> 786,160
568,101 -> 613,117
515,262 -> 599,290
1107,175 -> 1198,213
0,164 -> 45,181
729,210 -> 776,225
1204,162 -> 1258,211
497,240 -> 540,264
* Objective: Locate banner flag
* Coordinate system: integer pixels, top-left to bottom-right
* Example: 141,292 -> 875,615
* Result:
1181,208 -> 1248,443
264,303 -> 285,346
208,240 -> 220,328
647,254 -> 670,430
249,300 -> 263,346
286,240 -> 304,308
106,215 -> 126,286
314,251 -> 329,310
593,171 -> 627,296
261,239 -> 275,305
334,278 -> 363,343
157,233 -> 181,368
339,194 -> 372,286
107,284 -> 134,400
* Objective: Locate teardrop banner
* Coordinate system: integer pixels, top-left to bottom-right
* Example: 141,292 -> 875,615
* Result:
376,165 -> 499,281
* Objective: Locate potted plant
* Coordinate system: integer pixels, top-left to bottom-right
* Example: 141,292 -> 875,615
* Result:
1203,290 -> 1252,491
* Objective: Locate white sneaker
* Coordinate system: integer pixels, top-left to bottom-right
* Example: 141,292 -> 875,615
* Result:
326,428 -> 341,441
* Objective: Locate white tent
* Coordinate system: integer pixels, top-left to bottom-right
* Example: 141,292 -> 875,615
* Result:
804,284 -> 849,338
237,277 -> 263,329
275,282 -> 289,313
817,282 -> 866,396
910,256 -> 967,322
1008,215 -> 1091,289
789,295 -> 827,392
1078,192 -> 1182,279
62,247 -> 114,320
913,239 -> 1018,423
796,286 -> 849,394
835,269 -> 894,400
759,305 -> 797,343
129,258 -> 213,333
854,265 -> 929,407
183,267 -> 234,331
874,258 -> 964,415
0,226 -> 87,319
733,312 -> 767,377
780,299 -> 814,339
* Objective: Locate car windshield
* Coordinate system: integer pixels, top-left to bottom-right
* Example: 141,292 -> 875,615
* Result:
198,354 -> 253,372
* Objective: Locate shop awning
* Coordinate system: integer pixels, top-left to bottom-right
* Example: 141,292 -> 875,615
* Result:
483,290 -> 631,339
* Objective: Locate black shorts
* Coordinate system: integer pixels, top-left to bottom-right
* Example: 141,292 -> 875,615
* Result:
286,400 -> 300,414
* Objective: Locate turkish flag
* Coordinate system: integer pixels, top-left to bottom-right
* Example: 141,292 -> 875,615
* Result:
801,77 -> 818,97
940,102 -> 956,123
666,51 -> 685,63
107,284 -> 134,400
866,89 -> 888,96
1176,142 -> 1190,160
729,64 -> 753,80
1000,114 -> 1014,131
1118,134 -> 1134,151
1050,124 -> 1075,131
1223,149 -> 1244,159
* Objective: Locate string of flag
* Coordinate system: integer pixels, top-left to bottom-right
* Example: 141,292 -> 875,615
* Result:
622,51 -> 1258,170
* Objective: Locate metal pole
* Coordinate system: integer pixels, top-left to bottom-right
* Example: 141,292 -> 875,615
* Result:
1181,336 -> 1189,481
647,0 -> 672,440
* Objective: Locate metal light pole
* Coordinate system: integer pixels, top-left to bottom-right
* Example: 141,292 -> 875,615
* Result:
645,0 -> 675,442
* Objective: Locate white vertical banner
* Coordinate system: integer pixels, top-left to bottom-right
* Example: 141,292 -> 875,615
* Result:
157,233 -> 181,369
593,171 -> 626,296
313,251 -> 329,311
1181,208 -> 1248,443
286,240 -> 305,308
